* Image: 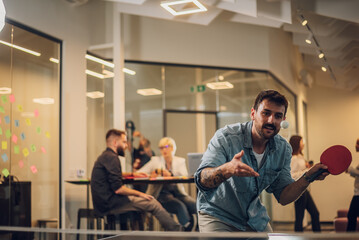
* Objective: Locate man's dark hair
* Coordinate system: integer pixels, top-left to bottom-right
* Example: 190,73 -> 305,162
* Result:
106,129 -> 126,140
253,90 -> 288,116
289,135 -> 303,155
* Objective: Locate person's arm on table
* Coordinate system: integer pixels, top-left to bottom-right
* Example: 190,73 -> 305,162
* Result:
199,150 -> 259,188
115,185 -> 153,200
278,163 -> 328,205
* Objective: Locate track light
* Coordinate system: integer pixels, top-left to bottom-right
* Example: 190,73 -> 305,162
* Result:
318,51 -> 324,59
305,33 -> 312,44
321,66 -> 327,72
298,14 -> 308,26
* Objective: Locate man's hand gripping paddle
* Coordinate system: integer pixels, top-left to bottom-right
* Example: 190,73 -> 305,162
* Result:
307,145 -> 352,182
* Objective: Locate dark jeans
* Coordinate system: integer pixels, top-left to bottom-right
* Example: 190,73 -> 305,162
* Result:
158,193 -> 197,226
294,190 -> 321,232
347,195 -> 359,231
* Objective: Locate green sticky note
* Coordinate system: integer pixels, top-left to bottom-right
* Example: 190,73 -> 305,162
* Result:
0,127 -> 2,135
5,129 -> 11,138
2,168 -> 9,177
36,127 -> 41,134
30,144 -> 36,152
1,95 -> 7,103
0,106 -> 4,113
14,145 -> 20,154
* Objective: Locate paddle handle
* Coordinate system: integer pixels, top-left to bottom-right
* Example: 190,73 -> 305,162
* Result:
306,168 -> 329,183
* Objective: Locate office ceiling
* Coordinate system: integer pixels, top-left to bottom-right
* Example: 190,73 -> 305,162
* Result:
104,0 -> 359,91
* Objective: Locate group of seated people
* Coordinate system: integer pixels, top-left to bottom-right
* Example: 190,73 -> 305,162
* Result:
90,129 -> 197,231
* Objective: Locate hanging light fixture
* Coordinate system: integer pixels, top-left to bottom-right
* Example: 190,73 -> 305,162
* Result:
0,0 -> 5,32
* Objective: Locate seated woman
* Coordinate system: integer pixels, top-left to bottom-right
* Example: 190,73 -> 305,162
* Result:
138,137 -> 197,231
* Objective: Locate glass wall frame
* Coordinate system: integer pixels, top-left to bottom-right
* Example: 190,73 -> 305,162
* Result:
0,19 -> 62,235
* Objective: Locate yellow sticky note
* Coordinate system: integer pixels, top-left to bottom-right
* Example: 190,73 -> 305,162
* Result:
25,118 -> 31,126
2,141 -> 7,150
17,105 -> 23,112
45,131 -> 51,138
23,148 -> 29,157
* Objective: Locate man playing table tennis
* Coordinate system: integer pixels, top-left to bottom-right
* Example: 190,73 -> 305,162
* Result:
194,90 -> 329,232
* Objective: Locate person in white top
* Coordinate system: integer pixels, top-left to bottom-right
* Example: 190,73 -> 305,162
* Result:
345,138 -> 359,231
289,135 -> 321,232
138,137 -> 197,231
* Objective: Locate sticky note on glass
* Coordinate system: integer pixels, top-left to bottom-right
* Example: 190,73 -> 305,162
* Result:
45,131 -> 51,138
34,109 -> 39,117
1,153 -> 8,162
30,144 -> 36,152
30,165 -> 38,174
5,129 -> 11,138
25,118 -> 31,126
41,146 -> 46,154
17,105 -> 23,112
0,106 -> 4,113
1,95 -> 7,103
2,141 -> 7,150
12,134 -> 18,144
4,116 -> 10,124
36,127 -> 41,134
20,132 -> 26,140
14,120 -> 20,127
14,145 -> 20,154
19,160 -> 24,168
9,94 -> 15,103
2,168 -> 10,177
23,148 -> 29,157
0,127 -> 2,135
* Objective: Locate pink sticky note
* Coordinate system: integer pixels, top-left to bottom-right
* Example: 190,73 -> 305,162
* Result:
30,165 -> 38,174
12,134 -> 18,144
34,109 -> 39,117
41,146 -> 46,153
19,160 -> 24,168
9,94 -> 15,103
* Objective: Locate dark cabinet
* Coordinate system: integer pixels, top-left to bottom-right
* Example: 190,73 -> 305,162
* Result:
0,181 -> 31,240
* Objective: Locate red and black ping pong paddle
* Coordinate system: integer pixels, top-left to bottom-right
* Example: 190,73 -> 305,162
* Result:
307,145 -> 352,182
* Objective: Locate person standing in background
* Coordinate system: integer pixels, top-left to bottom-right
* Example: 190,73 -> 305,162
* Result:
289,135 -> 321,232
345,138 -> 359,231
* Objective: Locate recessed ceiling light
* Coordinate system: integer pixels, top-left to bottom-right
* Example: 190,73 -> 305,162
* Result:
123,68 -> 136,75
137,88 -> 162,96
86,54 -> 114,68
206,81 -> 234,90
50,57 -> 59,63
33,98 -> 55,105
0,40 -> 41,56
160,0 -> 207,16
86,91 -> 105,99
86,69 -> 105,79
0,87 -> 11,94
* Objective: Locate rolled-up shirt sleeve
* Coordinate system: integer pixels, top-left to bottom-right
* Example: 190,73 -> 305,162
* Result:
195,130 -> 229,192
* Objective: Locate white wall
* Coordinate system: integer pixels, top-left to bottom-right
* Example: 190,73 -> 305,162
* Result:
308,85 -> 359,221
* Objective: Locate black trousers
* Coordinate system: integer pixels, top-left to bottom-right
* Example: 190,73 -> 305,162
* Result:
294,190 -> 321,232
347,195 -> 359,231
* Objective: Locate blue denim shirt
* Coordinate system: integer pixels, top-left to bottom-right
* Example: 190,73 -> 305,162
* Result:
195,121 -> 294,231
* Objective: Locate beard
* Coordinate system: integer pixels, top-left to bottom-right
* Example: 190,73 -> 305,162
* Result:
117,146 -> 125,157
255,123 -> 279,140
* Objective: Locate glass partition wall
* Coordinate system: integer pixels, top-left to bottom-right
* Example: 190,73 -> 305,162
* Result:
0,20 -> 61,237
124,62 -> 297,157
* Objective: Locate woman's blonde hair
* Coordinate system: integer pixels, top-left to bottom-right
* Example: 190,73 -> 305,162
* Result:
158,137 -> 177,155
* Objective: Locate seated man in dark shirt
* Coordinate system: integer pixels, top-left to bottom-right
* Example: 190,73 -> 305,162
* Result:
90,129 -> 182,231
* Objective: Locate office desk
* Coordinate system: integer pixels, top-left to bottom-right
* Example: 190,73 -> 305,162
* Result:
65,177 -> 195,208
